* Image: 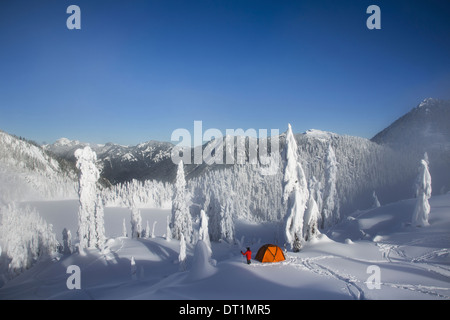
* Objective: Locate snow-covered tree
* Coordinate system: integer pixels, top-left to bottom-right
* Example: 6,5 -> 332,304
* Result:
178,234 -> 187,271
220,198 -> 235,243
130,256 -> 137,280
102,179 -> 172,209
412,159 -> 432,227
165,216 -> 172,241
122,218 -> 127,237
198,210 -> 212,256
94,194 -> 106,248
372,191 -> 381,208
205,189 -> 218,239
75,146 -> 104,249
143,220 -> 150,239
151,221 -> 157,238
0,204 -> 58,277
282,124 -> 309,252
187,240 -> 216,281
322,144 -> 339,229
171,160 -> 193,242
304,192 -> 321,242
130,206 -> 143,238
309,176 -> 323,227
62,228 -> 72,255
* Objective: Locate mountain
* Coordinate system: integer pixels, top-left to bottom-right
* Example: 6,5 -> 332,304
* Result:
372,98 -> 450,151
42,98 -> 450,221
372,98 -> 450,194
44,139 -> 175,184
0,131 -> 77,205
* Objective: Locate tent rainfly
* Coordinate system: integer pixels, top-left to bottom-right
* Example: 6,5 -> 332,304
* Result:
254,244 -> 286,263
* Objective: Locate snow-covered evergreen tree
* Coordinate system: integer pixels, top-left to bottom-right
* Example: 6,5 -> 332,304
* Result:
94,194 -> 106,248
130,206 -> 143,238
412,159 -> 432,227
0,204 -> 58,277
75,146 -> 104,249
220,198 -> 235,243
166,216 -> 172,241
130,256 -> 137,280
282,124 -> 309,252
171,160 -> 193,242
179,234 -> 187,271
102,179 -> 172,209
372,191 -> 381,208
62,228 -> 72,255
205,190 -> 221,241
143,220 -> 150,239
151,221 -> 157,238
198,210 -> 212,256
187,240 -> 216,281
322,144 -> 339,229
309,176 -> 323,227
122,218 -> 127,237
304,192 -> 320,242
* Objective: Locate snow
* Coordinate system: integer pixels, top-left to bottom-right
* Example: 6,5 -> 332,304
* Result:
304,129 -> 337,142
1,193 -> 450,300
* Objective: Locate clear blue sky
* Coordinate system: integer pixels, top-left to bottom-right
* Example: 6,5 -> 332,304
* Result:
0,0 -> 449,145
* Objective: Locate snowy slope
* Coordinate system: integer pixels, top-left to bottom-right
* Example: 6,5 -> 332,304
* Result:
372,98 -> 450,194
0,131 -> 77,204
1,194 -> 449,300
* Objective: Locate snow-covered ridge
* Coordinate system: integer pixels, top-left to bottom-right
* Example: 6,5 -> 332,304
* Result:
0,131 -> 77,204
303,129 -> 337,142
44,138 -> 174,184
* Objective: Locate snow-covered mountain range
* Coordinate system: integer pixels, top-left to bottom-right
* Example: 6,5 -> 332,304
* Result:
1,98 -> 450,300
44,138 -> 174,184
1,98 -> 449,220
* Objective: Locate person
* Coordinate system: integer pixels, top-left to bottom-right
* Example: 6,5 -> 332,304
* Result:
241,247 -> 252,264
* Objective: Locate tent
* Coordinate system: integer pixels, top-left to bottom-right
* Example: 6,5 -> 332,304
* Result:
254,244 -> 286,263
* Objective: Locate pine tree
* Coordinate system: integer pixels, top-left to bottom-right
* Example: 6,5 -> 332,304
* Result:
304,192 -> 321,242
144,220 -> 150,239
199,210 -> 212,256
151,221 -> 157,238
412,159 -> 432,227
130,256 -> 137,280
372,191 -> 381,208
75,146 -> 103,249
62,228 -> 72,254
122,218 -> 128,237
1,204 -> 58,277
130,206 -> 142,238
94,194 -> 106,248
282,124 -> 309,252
179,234 -> 187,271
220,197 -> 235,243
171,160 -> 193,242
165,216 -> 172,241
322,144 -> 339,229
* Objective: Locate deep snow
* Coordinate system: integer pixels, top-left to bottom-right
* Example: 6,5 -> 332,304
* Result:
1,194 -> 450,300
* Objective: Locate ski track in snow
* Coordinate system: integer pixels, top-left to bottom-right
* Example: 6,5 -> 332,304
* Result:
376,240 -> 450,299
294,256 -> 365,300
252,255 -> 366,300
252,238 -> 450,300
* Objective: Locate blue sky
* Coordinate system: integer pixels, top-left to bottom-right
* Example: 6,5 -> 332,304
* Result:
0,0 -> 449,145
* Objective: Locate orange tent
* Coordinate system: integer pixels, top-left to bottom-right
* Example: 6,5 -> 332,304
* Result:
254,244 -> 286,263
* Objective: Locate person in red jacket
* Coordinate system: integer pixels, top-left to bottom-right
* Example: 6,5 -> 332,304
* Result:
241,247 -> 252,264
